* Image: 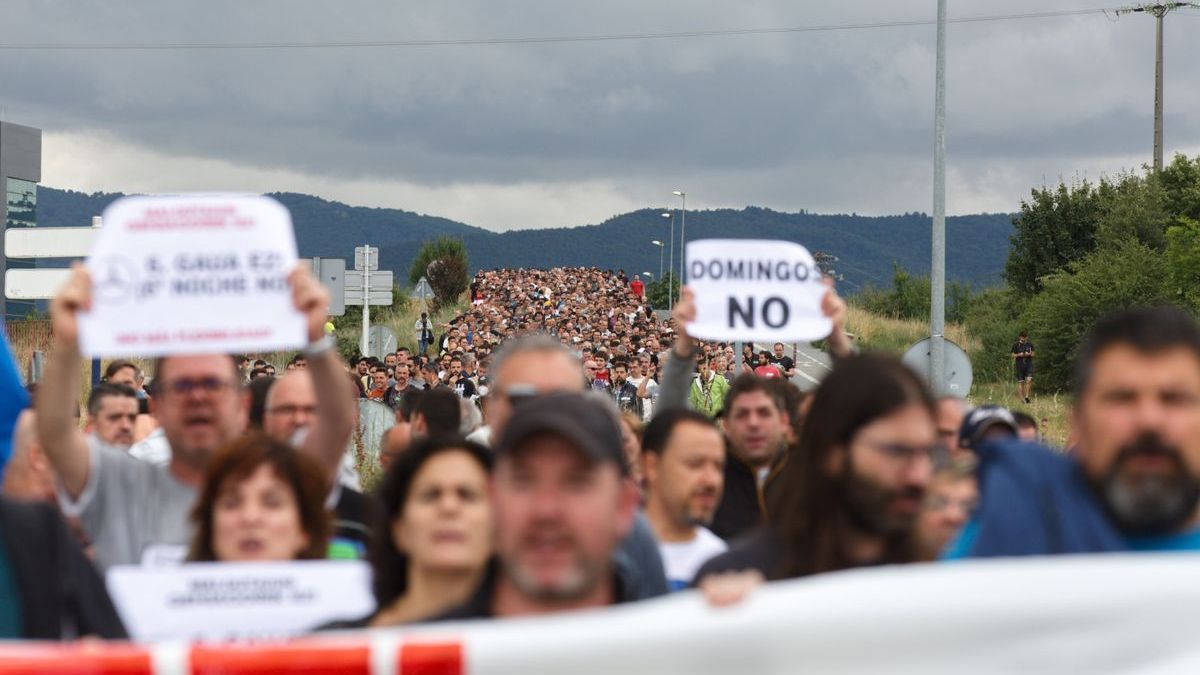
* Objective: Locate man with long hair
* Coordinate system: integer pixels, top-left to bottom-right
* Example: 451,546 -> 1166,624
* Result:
697,354 -> 936,582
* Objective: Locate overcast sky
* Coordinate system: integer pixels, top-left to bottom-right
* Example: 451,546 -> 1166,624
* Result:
2,0 -> 1198,230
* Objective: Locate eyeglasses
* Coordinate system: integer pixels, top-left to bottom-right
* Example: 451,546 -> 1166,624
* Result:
266,404 -> 318,417
160,377 -> 236,397
923,494 -> 979,514
856,438 -> 936,465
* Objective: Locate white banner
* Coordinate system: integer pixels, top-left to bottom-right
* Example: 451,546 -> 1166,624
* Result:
12,555 -> 1200,673
106,560 -> 375,643
685,239 -> 831,342
78,194 -> 306,357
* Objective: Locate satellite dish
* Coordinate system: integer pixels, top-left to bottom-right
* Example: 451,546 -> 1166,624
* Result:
902,337 -> 973,396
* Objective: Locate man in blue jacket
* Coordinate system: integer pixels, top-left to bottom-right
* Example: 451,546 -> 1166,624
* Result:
948,306 -> 1200,557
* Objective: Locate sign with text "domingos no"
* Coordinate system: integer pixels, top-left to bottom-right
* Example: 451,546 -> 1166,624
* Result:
685,239 -> 831,342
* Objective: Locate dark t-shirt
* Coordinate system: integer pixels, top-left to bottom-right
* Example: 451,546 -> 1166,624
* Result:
452,378 -> 477,399
1012,341 -> 1034,362
771,355 -> 795,373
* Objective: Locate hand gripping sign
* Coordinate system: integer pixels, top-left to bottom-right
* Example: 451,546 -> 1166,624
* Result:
685,239 -> 832,342
78,195 -> 307,357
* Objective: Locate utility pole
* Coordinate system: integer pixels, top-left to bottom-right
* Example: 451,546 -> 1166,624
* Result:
930,0 -> 947,396
1116,2 -> 1199,171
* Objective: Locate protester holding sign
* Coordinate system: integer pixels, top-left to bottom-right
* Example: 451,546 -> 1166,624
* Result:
35,195 -> 355,571
697,354 -> 936,594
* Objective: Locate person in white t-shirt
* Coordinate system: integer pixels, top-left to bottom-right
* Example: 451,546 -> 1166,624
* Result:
640,408 -> 728,590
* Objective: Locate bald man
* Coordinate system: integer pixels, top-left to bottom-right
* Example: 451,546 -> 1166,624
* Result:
2,410 -> 55,503
261,370 -> 371,560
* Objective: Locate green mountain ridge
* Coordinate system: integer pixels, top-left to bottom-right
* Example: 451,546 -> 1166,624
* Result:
34,187 -> 1014,292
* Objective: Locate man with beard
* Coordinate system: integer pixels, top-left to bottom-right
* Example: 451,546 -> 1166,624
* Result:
435,392 -> 640,619
640,409 -> 727,590
697,354 -> 935,584
947,307 -> 1200,557
609,358 -> 642,417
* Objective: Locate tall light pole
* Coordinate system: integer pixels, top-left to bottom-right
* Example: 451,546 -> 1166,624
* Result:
930,0 -> 947,396
1116,2 -> 1199,171
673,190 -> 686,299
661,212 -> 674,310
650,240 -> 665,280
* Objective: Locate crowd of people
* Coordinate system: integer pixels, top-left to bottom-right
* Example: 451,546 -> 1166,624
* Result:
2,260 -> 1199,647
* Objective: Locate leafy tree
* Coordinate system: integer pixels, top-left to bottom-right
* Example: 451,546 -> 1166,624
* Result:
426,255 -> 469,311
856,264 -> 974,323
1019,238 -> 1171,392
1093,171 -> 1170,252
963,287 -> 1023,384
1004,179 -> 1102,297
1158,154 -> 1200,221
646,275 -> 680,310
1165,218 -> 1200,311
408,237 -> 468,286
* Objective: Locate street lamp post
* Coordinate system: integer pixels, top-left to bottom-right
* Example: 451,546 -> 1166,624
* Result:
650,240 -> 664,280
673,191 -> 687,300
661,212 -> 674,310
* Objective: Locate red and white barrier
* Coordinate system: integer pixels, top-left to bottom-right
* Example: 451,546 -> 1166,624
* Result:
5,554 -> 1200,674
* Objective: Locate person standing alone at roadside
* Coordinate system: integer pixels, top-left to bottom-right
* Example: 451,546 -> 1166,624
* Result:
1012,331 -> 1035,404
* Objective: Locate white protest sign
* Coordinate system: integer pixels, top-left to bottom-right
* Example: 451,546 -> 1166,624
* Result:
106,560 -> 375,643
685,239 -> 831,342
78,194 -> 306,357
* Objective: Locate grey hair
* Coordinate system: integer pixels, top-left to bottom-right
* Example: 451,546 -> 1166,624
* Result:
490,332 -> 584,390
459,397 -> 483,435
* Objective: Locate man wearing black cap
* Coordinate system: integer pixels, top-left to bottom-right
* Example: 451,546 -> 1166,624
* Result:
437,391 -> 640,618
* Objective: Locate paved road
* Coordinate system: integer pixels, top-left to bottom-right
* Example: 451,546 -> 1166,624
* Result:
748,341 -> 832,391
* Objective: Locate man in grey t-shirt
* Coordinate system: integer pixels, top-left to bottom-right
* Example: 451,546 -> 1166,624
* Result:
37,265 -> 355,571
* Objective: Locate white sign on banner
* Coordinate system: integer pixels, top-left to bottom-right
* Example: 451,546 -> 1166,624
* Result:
77,195 -> 307,357
685,239 -> 832,342
106,560 -> 375,643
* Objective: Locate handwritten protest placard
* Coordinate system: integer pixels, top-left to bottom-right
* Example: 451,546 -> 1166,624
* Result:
77,194 -> 306,357
685,239 -> 831,342
106,560 -> 375,642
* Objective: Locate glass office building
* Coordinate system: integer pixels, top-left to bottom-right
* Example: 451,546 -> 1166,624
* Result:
0,122 -> 42,319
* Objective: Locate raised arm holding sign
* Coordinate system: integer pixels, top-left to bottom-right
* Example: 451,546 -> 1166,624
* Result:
35,195 -> 355,571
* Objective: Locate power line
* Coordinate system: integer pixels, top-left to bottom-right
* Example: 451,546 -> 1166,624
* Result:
0,7 -> 1114,51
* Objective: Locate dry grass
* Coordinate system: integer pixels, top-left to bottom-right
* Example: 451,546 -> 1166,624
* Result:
844,304 -> 1070,446
846,305 -> 976,355
968,381 -> 1071,448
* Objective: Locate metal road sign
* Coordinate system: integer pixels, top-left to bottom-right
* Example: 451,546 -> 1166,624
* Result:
301,257 -> 346,317
4,268 -> 72,299
411,276 -> 434,301
5,226 -> 97,259
353,246 -> 378,271
368,325 -> 398,360
344,289 -> 393,306
345,270 -> 393,290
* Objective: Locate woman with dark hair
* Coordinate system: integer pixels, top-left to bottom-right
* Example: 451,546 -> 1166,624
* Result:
697,354 -> 937,595
340,436 -> 493,627
187,433 -> 331,562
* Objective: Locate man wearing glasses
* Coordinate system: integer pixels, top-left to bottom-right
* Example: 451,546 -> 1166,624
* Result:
35,265 -> 350,572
